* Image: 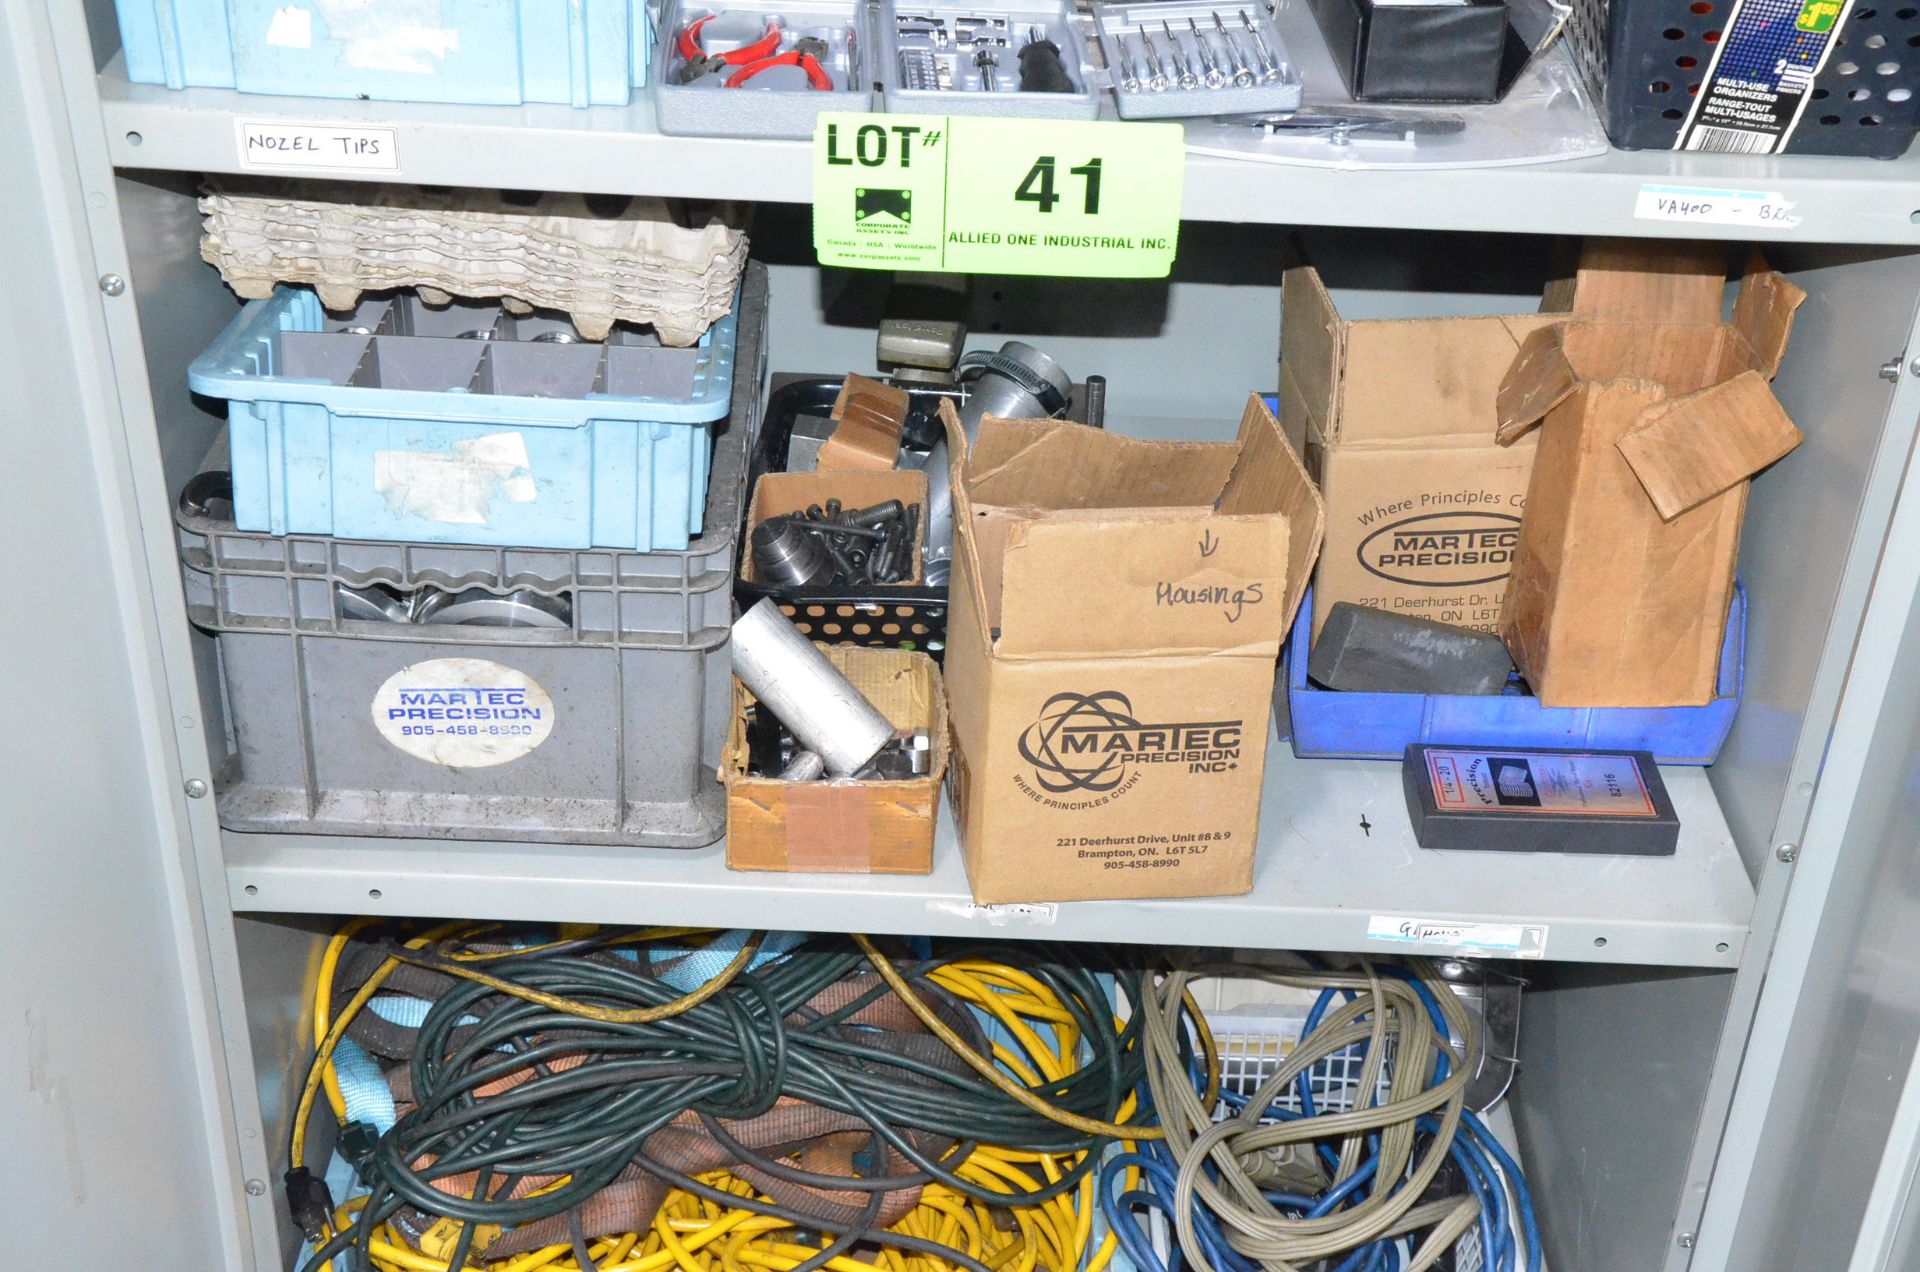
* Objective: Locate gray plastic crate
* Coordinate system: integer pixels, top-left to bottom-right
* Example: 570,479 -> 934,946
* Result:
207,629 -> 733,847
178,266 -> 768,648
879,2 -> 1100,119
654,0 -> 874,139
179,265 -> 767,849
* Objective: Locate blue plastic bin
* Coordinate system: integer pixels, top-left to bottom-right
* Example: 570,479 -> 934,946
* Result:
116,0 -> 652,105
187,284 -> 743,552
1285,585 -> 1746,765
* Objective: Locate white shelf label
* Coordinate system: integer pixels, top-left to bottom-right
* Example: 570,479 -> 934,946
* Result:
927,899 -> 1060,927
1634,183 -> 1800,231
1366,915 -> 1549,958
236,120 -> 399,173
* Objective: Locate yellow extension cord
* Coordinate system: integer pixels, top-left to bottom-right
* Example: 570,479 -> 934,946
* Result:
305,926 -> 1175,1272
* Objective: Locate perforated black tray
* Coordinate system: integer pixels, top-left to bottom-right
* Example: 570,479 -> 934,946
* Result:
736,377 -> 951,659
1592,0 -> 1918,157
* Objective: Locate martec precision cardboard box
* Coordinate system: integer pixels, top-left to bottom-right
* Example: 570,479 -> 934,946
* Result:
1278,261 -> 1558,639
943,397 -> 1323,904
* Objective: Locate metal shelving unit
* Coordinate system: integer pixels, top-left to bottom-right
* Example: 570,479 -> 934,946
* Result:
96,58 -> 1920,243
224,750 -> 1752,966
16,3 -> 1920,1272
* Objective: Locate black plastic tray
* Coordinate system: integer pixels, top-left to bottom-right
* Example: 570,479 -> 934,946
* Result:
737,377 -> 951,659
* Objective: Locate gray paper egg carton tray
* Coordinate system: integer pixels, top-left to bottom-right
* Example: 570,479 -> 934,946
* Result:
176,264 -> 767,649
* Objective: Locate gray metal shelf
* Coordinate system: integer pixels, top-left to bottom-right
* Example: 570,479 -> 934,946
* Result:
96,57 -> 1920,243
224,748 -> 1754,966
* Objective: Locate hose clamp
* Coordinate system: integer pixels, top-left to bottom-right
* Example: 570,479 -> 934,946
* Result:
956,349 -> 1071,415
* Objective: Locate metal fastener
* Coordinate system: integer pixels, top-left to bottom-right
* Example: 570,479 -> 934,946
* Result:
1677,1232 -> 1696,1249
99,273 -> 126,296
184,778 -> 209,799
1881,358 -> 1902,382
245,1179 -> 267,1197
1776,842 -> 1799,863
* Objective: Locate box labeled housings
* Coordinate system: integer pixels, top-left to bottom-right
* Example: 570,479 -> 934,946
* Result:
943,397 -> 1322,904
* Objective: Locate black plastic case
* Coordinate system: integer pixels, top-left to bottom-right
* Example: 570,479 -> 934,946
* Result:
1403,744 -> 1680,856
1305,0 -> 1508,102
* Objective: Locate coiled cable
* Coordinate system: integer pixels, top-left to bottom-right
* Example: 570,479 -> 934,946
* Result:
299,928 -> 1167,1272
1134,957 -> 1483,1272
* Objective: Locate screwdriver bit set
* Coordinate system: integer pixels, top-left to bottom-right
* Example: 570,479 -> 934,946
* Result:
880,2 -> 1098,117
1092,0 -> 1302,118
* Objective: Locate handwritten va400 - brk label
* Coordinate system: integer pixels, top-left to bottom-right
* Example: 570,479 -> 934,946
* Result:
812,114 -> 1184,277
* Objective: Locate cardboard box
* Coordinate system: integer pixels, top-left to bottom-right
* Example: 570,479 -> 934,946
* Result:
1279,261 -> 1558,640
723,646 -> 947,874
819,374 -> 909,471
944,396 -> 1323,904
743,469 -> 928,587
1494,242 -> 1804,707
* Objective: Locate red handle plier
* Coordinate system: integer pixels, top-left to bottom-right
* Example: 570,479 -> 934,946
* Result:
725,36 -> 834,89
674,16 -> 782,83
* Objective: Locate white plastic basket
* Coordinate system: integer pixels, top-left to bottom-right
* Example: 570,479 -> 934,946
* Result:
1206,1005 -> 1501,1272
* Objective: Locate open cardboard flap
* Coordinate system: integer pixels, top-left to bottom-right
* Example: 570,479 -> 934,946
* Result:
1495,325 -> 1582,445
1616,370 -> 1804,521
1497,248 -> 1805,450
1730,258 -> 1805,378
1563,239 -> 1729,322
945,396 -> 1322,661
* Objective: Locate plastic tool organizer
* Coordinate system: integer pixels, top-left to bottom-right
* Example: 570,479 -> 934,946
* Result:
114,0 -> 652,105
1566,0 -> 1920,158
878,2 -> 1101,118
188,282 -> 748,552
1092,0 -> 1303,118
654,0 -> 872,138
1283,584 -> 1747,765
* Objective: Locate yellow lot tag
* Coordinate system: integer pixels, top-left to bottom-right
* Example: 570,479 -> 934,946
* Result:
812,114 -> 1184,277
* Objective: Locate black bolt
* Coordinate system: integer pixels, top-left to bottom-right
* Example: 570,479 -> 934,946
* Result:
798,519 -> 883,541
846,499 -> 906,527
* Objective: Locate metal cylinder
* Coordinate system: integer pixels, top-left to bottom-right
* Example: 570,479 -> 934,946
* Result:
752,517 -> 835,587
731,599 -> 895,777
778,751 -> 827,782
922,341 -> 1075,587
412,587 -> 572,629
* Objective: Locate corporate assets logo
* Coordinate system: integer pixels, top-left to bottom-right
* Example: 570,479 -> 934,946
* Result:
1014,691 -> 1242,809
854,188 -> 913,226
1357,511 -> 1520,587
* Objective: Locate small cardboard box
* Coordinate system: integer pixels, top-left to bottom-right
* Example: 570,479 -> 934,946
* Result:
819,374 -> 909,471
743,469 -> 928,586
1279,261 -> 1558,639
1494,241 -> 1805,708
944,396 -> 1323,904
723,646 -> 947,874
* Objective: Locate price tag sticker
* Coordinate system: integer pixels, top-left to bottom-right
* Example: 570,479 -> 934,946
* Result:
812,114 -> 1184,277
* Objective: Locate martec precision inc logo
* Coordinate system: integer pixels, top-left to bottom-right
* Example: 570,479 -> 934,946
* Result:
1357,511 -> 1520,587
1015,691 -> 1242,808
